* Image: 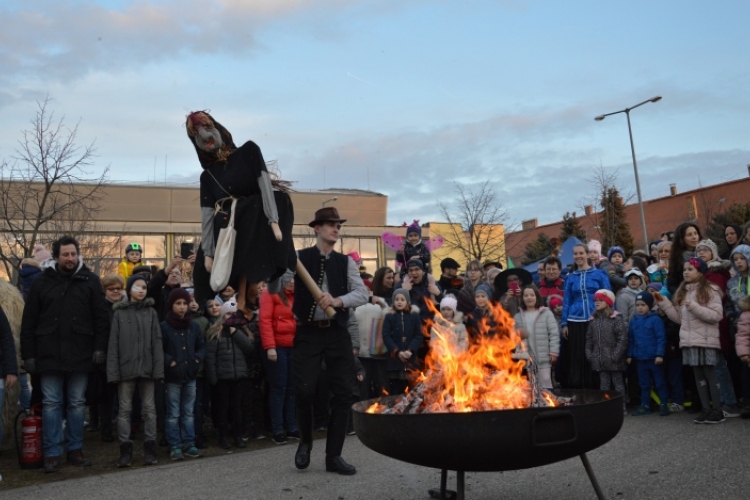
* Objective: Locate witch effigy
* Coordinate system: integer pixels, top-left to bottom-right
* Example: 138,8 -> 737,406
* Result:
185,111 -> 296,309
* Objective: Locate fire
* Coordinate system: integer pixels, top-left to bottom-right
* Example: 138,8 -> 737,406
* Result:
366,299 -> 558,414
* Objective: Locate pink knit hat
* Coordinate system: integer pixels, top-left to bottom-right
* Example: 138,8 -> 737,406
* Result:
587,240 -> 602,255
33,244 -> 52,262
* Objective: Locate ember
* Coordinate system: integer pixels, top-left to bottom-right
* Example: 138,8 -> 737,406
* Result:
367,300 -> 570,414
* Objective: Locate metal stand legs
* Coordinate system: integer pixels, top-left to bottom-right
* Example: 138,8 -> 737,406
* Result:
580,453 -> 606,500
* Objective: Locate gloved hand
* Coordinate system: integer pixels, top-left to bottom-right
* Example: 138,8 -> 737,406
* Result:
23,358 -> 36,375
92,351 -> 106,365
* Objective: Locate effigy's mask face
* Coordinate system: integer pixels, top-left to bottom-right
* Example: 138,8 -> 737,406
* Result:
195,125 -> 223,153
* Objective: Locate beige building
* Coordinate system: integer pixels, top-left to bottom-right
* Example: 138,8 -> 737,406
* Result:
2,181 -> 507,280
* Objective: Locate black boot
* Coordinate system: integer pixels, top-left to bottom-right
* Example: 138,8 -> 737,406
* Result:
143,440 -> 158,466
117,442 -> 133,468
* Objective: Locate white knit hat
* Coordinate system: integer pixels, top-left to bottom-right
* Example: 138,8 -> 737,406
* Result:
220,299 -> 237,316
439,295 -> 458,313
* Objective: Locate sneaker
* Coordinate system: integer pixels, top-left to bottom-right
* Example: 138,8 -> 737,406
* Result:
272,433 -> 288,445
704,409 -> 726,424
183,444 -> 203,458
693,410 -> 710,424
315,424 -> 328,431
721,404 -> 741,418
667,402 -> 684,413
218,437 -> 232,450
286,430 -> 301,440
170,447 -> 184,461
234,437 -> 247,449
659,403 -> 671,417
346,427 -> 356,436
631,405 -> 651,416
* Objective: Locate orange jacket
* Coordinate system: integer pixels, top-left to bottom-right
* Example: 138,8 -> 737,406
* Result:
258,288 -> 296,350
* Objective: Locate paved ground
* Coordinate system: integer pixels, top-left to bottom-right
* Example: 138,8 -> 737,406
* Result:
2,411 -> 749,500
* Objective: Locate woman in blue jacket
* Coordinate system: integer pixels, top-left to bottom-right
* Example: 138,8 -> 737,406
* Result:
561,243 -> 611,389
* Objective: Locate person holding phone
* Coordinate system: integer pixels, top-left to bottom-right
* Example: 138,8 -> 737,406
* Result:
493,268 -> 533,315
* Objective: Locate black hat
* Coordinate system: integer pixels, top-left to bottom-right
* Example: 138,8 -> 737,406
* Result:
308,207 -> 347,227
440,258 -> 460,271
493,268 -> 533,299
132,265 -> 152,277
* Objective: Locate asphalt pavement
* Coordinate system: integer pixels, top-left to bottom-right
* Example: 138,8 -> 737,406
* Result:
3,411 -> 749,500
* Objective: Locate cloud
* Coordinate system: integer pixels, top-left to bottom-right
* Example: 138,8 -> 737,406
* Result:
0,0 -> 411,83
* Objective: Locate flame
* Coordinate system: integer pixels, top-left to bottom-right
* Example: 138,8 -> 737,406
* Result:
366,298 -> 556,414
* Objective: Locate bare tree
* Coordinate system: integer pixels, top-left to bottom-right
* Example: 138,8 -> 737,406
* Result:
0,97 -> 109,282
437,181 -> 512,264
578,166 -> 636,253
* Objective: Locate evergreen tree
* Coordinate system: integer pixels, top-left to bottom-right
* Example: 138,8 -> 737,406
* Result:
522,233 -> 555,266
706,202 -> 750,255
599,186 -> 634,255
559,212 -> 587,242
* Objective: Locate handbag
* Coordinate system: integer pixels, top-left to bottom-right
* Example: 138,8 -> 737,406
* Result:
210,197 -> 237,291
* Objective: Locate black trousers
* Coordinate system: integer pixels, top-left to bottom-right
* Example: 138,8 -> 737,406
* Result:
294,323 -> 354,457
215,379 -> 244,439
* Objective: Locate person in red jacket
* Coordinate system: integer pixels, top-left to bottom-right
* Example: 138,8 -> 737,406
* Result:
258,281 -> 299,444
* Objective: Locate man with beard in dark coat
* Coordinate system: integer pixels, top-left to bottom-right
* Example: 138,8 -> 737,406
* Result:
20,236 -> 110,473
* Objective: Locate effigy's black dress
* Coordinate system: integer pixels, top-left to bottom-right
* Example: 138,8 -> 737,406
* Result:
188,116 -> 295,305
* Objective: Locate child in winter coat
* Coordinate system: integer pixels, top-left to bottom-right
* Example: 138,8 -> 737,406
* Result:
734,296 -> 750,366
18,258 -> 42,300
615,269 -> 646,322
117,242 -> 144,280
655,257 -> 725,424
585,290 -> 628,413
205,300 -> 256,450
191,299 -> 222,449
466,284 -> 499,341
382,289 -> 423,395
396,221 -> 431,277
432,295 -> 468,352
107,275 -> 164,467
601,247 -> 627,293
161,288 -> 206,460
514,285 -> 559,389
695,239 -> 740,417
626,291 -> 669,417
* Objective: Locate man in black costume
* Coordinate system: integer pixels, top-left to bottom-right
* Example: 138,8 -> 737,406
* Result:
289,207 -> 369,475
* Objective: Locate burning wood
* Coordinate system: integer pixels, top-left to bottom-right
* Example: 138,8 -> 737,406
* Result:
367,300 -> 573,414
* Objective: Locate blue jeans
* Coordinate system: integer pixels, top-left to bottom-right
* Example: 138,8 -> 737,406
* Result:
636,360 -> 668,407
664,356 -> 685,405
165,380 -> 196,448
263,347 -> 297,435
715,351 -> 738,405
40,371 -> 88,457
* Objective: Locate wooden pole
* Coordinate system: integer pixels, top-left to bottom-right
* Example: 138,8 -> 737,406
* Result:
295,260 -> 336,318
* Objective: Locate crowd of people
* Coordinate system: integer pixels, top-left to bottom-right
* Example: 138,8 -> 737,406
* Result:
2,215 -> 750,479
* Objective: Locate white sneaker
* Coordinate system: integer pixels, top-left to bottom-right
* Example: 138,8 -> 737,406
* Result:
667,402 -> 684,413
722,404 -> 741,418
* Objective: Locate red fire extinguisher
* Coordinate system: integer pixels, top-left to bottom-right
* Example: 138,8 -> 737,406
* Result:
15,404 -> 43,469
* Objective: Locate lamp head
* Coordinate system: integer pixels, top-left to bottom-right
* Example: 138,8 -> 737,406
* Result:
594,115 -> 606,121
650,96 -> 662,103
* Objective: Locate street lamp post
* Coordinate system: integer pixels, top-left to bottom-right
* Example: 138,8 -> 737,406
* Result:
595,96 -> 661,253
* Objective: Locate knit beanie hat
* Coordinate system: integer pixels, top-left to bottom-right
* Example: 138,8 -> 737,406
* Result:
392,288 -> 411,305
406,220 -> 422,238
406,259 -> 425,271
475,284 -> 492,299
167,288 -> 191,310
588,240 -> 602,255
439,295 -> 458,313
33,244 -> 52,263
607,246 -> 625,260
624,268 -> 644,285
635,290 -> 654,309
126,274 -> 148,295
548,295 -> 563,309
688,257 -> 708,274
594,289 -> 615,307
695,239 -> 719,262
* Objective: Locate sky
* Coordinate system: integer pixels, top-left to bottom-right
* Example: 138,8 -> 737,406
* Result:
1,0 -> 748,230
